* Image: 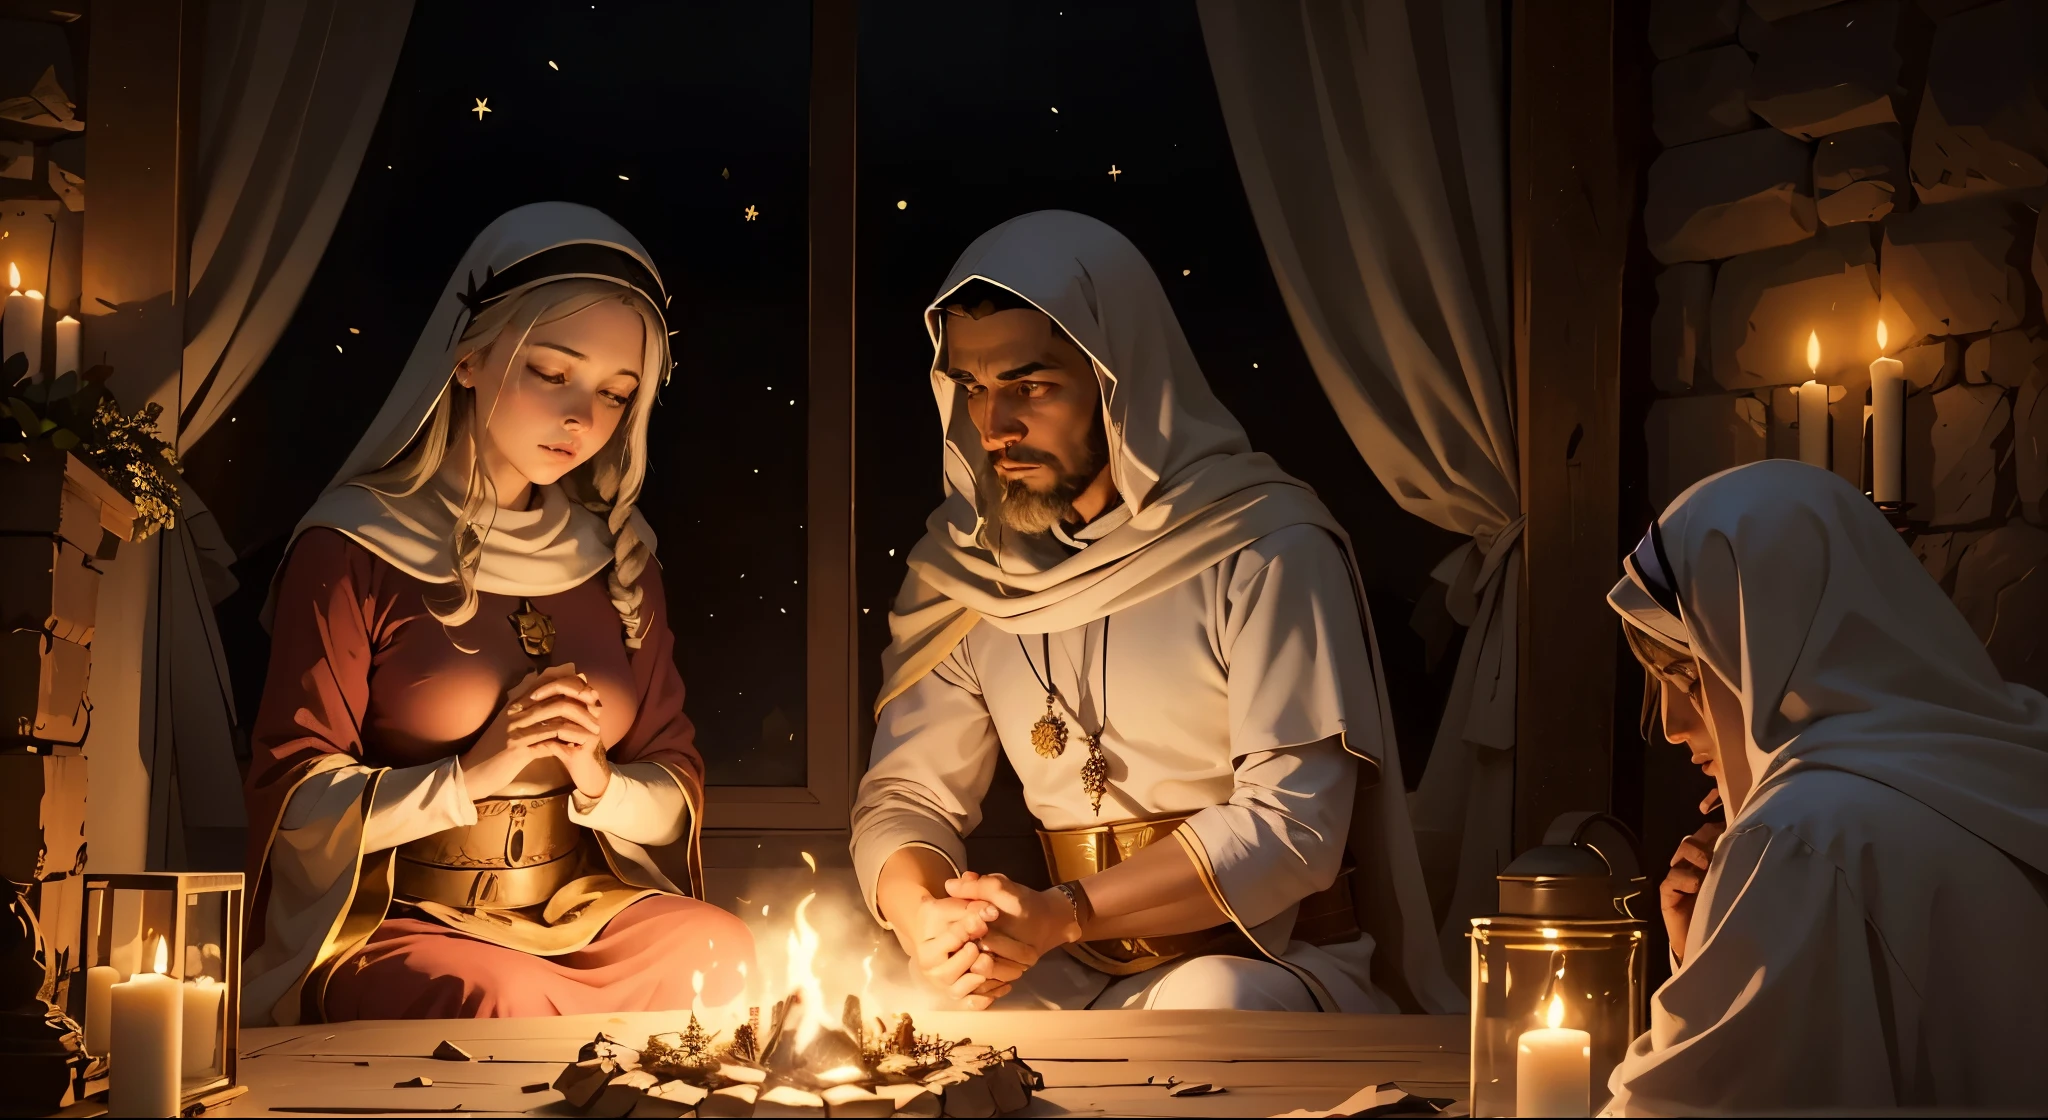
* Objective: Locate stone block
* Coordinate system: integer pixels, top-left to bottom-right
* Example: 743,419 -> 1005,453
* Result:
2016,364 -> 2048,524
1654,46 -> 1757,147
1711,223 -> 1881,388
1963,329 -> 2046,388
1748,0 -> 1917,141
1653,0 -> 1742,59
1952,520 -> 2048,692
1814,124 -> 1908,225
1913,527 -> 1989,591
1651,263 -> 1714,391
1906,380 -> 2011,525
1646,395 -> 1769,509
1879,197 -> 2031,339
1648,129 -> 1818,263
1908,0 -> 2048,203
1900,337 -> 1962,391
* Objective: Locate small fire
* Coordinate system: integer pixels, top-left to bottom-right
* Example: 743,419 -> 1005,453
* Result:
1876,319 -> 1889,352
785,892 -> 829,1051
1546,992 -> 1565,1030
150,935 -> 168,976
1806,330 -> 1821,375
6,262 -> 18,291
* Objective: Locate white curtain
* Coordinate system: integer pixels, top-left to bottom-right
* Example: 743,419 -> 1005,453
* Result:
1199,0 -> 1520,982
152,0 -> 412,857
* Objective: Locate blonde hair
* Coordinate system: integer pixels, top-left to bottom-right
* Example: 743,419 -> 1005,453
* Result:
353,278 -> 668,647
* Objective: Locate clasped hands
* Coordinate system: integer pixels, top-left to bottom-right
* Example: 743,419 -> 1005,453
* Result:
898,871 -> 1083,1010
459,664 -> 614,801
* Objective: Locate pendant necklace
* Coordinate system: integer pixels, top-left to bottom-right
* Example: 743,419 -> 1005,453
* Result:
509,598 -> 557,658
1018,620 -> 1113,815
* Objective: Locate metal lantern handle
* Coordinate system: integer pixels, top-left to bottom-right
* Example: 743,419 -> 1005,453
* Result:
1542,811 -> 1648,921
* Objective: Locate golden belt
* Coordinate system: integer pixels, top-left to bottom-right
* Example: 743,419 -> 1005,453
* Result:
1039,813 -> 1364,976
394,790 -> 587,911
1038,814 -> 1247,976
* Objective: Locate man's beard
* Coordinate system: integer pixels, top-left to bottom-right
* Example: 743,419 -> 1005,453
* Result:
993,422 -> 1110,535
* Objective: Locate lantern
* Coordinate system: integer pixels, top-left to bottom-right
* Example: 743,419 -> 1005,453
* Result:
1469,814 -> 1647,1118
77,872 -> 246,1113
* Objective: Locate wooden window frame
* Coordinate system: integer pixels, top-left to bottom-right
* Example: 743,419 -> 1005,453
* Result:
703,0 -> 859,835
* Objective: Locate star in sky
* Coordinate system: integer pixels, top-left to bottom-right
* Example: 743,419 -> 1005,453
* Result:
744,205 -> 760,221
472,97 -> 491,120
1108,164 -> 1122,180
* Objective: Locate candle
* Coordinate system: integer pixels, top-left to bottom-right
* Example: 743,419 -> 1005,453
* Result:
54,314 -> 79,378
110,936 -> 181,1116
181,976 -> 223,1077
85,964 -> 117,1056
1517,993 -> 1591,1117
2,263 -> 45,381
1871,320 -> 1905,503
1797,332 -> 1829,467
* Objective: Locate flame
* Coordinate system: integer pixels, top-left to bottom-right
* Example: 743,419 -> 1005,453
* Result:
801,851 -> 817,874
150,935 -> 168,976
1876,319 -> 1889,352
786,892 -> 828,1050
1546,992 -> 1565,1030
6,262 -> 17,290
1806,331 -> 1821,374
816,1064 -> 866,1086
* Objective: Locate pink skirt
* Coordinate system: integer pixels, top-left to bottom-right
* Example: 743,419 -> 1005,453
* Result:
322,894 -> 754,1020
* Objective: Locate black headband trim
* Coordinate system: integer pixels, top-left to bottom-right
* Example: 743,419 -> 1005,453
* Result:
1626,520 -> 1684,621
456,242 -> 668,324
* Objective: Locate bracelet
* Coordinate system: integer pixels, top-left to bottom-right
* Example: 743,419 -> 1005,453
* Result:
1051,880 -> 1094,938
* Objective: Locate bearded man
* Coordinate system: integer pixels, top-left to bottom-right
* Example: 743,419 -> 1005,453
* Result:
851,211 -> 1457,1014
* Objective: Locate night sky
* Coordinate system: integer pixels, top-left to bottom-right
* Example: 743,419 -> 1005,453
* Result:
183,1 -> 1460,791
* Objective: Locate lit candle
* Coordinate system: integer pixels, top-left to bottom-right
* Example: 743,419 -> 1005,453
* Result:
1517,993 -> 1591,1117
1870,320 -> 1905,504
2,263 -> 45,380
1798,331 -> 1828,468
85,964 -> 117,1056
110,936 -> 181,1116
54,314 -> 79,378
181,976 -> 223,1077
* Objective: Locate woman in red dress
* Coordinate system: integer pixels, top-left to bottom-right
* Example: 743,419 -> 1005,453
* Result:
241,203 -> 753,1025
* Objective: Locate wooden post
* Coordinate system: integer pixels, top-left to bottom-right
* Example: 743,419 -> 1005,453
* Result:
79,0 -> 200,871
1511,0 -> 1631,852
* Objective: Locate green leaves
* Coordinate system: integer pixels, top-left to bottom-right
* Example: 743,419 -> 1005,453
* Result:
0,360 -> 183,540
5,396 -> 40,437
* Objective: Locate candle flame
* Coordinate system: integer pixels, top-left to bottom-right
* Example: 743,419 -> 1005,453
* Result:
1806,331 -> 1821,374
800,851 -> 817,874
1546,992 -> 1565,1030
150,935 -> 168,976
1876,319 -> 1889,352
6,262 -> 17,290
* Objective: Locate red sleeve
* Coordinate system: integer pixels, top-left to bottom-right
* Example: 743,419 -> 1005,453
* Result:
607,557 -> 706,810
243,529 -> 385,824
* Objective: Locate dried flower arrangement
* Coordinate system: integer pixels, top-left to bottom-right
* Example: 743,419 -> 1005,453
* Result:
3,354 -> 182,539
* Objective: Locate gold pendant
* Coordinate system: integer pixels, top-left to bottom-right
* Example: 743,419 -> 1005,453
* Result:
509,598 -> 556,657
1081,733 -> 1110,815
1031,694 -> 1069,759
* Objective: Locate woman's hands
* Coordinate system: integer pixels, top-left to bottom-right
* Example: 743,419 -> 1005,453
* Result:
1662,787 -> 1727,965
459,667 -> 609,800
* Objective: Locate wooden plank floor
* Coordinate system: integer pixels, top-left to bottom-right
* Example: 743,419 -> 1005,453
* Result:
227,1011 -> 1469,1117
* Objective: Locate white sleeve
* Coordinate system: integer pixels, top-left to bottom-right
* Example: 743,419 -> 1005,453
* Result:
280,756 -> 477,854
569,761 -> 690,846
1181,738 -> 1356,927
1603,823 -> 1898,1116
850,648 -> 1001,922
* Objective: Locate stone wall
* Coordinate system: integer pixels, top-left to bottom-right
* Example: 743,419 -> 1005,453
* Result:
1642,0 -> 2048,692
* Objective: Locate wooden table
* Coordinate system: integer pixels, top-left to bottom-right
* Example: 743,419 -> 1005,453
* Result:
224,1011 -> 1469,1117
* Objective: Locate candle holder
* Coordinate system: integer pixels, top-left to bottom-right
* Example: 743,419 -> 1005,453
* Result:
1469,814 -> 1647,1117
77,873 -> 246,1115
1871,499 -> 1914,535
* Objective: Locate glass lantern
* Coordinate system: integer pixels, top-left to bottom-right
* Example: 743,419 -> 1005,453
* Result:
77,872 -> 246,1113
1469,814 -> 1647,1118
